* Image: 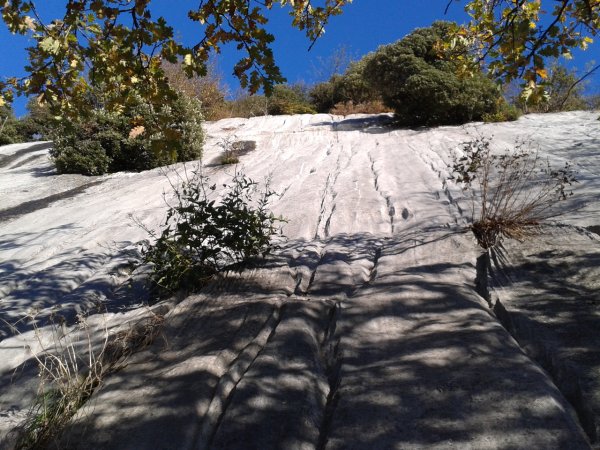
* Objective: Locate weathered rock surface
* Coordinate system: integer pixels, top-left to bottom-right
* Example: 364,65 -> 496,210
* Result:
480,225 -> 600,446
1,112 -> 599,449
59,231 -> 590,450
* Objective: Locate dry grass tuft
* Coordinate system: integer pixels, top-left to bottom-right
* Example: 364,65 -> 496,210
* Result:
451,137 -> 577,249
12,311 -> 164,449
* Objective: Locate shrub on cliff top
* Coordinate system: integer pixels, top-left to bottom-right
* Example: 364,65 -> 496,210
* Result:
363,22 -> 503,126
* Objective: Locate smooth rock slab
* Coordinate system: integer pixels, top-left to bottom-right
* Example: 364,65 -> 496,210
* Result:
484,225 -> 600,446
56,231 -> 591,449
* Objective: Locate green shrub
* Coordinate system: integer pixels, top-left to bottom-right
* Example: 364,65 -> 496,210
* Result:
309,80 -> 338,113
330,100 -> 390,115
309,60 -> 380,113
227,94 -> 269,118
267,84 -> 316,115
16,99 -> 55,141
141,168 -> 284,294
0,104 -> 26,145
220,154 -> 240,165
53,140 -> 111,176
50,92 -> 204,175
363,22 -> 502,126
482,100 -> 522,123
335,59 -> 379,105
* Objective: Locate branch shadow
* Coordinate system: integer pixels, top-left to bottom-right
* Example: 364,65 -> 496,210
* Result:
488,232 -> 600,443
10,229 -> 587,449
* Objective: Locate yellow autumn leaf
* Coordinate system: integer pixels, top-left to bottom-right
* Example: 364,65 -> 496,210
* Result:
535,68 -> 548,79
184,53 -> 193,66
529,21 -> 536,29
581,36 -> 593,50
0,95 -> 5,107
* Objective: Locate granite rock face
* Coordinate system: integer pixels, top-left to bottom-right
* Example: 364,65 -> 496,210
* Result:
1,112 -> 599,449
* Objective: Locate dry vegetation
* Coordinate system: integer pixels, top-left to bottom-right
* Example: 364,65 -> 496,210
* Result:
11,312 -> 164,449
452,137 -> 578,249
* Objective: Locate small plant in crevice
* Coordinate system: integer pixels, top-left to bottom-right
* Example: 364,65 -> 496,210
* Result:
217,134 -> 256,165
140,166 -> 285,295
11,311 -> 164,449
451,137 -> 578,249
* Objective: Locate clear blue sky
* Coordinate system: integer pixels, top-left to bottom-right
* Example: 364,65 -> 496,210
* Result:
1,1 -> 598,116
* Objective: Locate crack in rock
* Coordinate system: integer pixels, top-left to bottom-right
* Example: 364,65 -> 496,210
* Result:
315,151 -> 343,240
194,305 -> 283,450
317,301 -> 342,450
476,250 -> 599,444
306,248 -> 327,295
368,151 -> 395,234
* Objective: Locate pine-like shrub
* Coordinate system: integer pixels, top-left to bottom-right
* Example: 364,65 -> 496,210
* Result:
309,60 -> 380,113
363,22 -> 502,126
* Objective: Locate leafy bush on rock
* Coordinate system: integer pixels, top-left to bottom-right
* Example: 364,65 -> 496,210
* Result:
363,22 -> 503,126
142,168 -> 284,294
267,84 -> 316,115
482,99 -> 522,123
309,59 -> 380,113
50,93 -> 204,175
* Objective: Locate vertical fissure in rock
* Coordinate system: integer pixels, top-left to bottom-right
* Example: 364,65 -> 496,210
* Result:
293,271 -> 304,296
368,152 -> 379,192
315,174 -> 332,240
475,250 -> 598,444
369,245 -> 383,285
350,243 -> 383,298
368,151 -> 396,235
385,197 -> 395,233
323,204 -> 336,239
306,248 -> 326,295
195,305 -> 283,450
317,302 -> 342,450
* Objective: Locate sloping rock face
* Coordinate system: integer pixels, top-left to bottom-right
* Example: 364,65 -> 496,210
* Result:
59,231 -> 589,449
480,226 -> 600,446
0,112 -> 598,449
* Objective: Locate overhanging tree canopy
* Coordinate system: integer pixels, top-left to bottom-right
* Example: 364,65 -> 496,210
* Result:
0,0 -> 349,111
458,0 -> 600,103
0,0 -> 598,117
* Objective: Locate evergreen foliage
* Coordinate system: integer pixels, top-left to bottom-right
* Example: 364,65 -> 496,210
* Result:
363,22 -> 502,126
142,169 -> 283,294
50,93 -> 204,175
0,104 -> 25,145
